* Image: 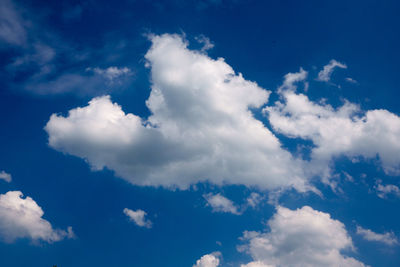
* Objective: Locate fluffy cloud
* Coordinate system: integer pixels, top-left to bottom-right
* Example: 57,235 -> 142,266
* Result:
0,191 -> 74,243
0,171 -> 12,182
123,208 -> 152,228
356,226 -> 398,246
265,68 -> 400,181
317,59 -> 347,82
193,252 -> 221,267
45,33 -> 312,192
239,206 -> 366,267
204,193 -> 241,215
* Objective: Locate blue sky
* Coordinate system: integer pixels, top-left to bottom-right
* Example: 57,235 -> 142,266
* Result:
1,0 -> 400,266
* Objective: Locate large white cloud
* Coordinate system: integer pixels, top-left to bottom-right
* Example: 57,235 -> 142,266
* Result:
239,206 -> 366,267
0,191 -> 74,243
45,33 -> 312,192
265,68 -> 400,180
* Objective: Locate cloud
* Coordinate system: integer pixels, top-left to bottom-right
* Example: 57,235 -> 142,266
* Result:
123,208 -> 152,228
86,66 -> 133,83
345,77 -> 358,84
356,226 -> 398,246
239,206 -> 366,267
241,262 -> 274,267
195,34 -> 214,52
0,0 -> 27,46
193,252 -> 221,267
204,193 -> 241,215
0,171 -> 12,183
265,68 -> 400,183
317,59 -> 347,82
246,192 -> 263,208
0,191 -> 74,243
45,33 -> 313,192
374,179 -> 400,199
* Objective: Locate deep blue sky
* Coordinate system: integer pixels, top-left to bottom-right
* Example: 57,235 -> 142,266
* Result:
1,0 -> 400,266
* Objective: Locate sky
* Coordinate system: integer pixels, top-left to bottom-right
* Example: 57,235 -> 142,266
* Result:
1,0 -> 400,266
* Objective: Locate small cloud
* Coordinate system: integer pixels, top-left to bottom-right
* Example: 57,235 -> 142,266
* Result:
86,66 -> 133,83
204,193 -> 241,215
316,59 -> 347,82
0,171 -> 12,183
246,192 -> 263,208
123,208 -> 152,228
356,225 -> 398,246
345,77 -> 358,84
195,34 -> 214,52
374,179 -> 400,199
193,251 -> 221,267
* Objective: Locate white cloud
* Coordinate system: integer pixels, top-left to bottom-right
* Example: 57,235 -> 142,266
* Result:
265,68 -> 400,182
193,252 -> 221,267
239,206 -> 366,267
241,262 -> 274,267
375,180 -> 400,199
204,193 -> 241,215
317,59 -> 347,82
0,0 -> 27,46
0,171 -> 12,183
0,191 -> 74,243
86,66 -> 132,82
356,226 -> 398,246
123,208 -> 152,228
45,33 -> 313,192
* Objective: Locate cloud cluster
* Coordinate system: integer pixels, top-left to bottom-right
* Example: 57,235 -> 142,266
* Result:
266,68 -> 400,181
239,206 -> 365,267
123,208 -> 152,228
193,252 -> 221,267
375,179 -> 400,199
45,33 -> 311,192
0,191 -> 74,243
356,226 -> 398,246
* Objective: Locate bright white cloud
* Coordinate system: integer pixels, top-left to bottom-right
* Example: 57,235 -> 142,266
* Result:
0,191 -> 74,243
317,59 -> 347,82
45,33 -> 313,192
375,179 -> 400,199
265,68 -> 400,182
193,252 -> 221,267
356,226 -> 398,246
239,206 -> 366,267
123,208 -> 152,228
204,193 -> 241,215
0,171 -> 11,183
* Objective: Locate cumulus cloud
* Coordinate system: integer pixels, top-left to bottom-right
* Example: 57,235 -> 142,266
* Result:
0,191 -> 74,243
0,171 -> 12,183
265,68 -> 400,182
123,208 -> 152,228
45,33 -> 312,192
204,193 -> 241,215
193,252 -> 221,267
374,179 -> 400,199
239,206 -> 366,267
317,59 -> 347,82
356,226 -> 398,246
